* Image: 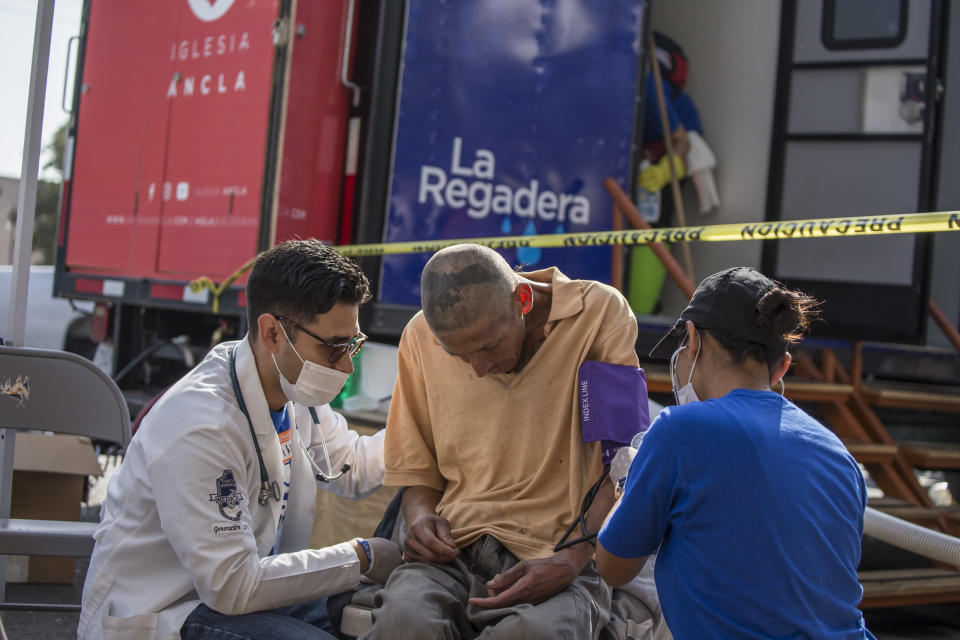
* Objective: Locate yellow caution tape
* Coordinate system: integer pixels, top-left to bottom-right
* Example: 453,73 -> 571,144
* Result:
335,211 -> 960,257
189,211 -> 960,312
187,254 -> 259,314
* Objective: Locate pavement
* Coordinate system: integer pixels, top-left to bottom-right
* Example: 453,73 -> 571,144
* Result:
3,574 -> 85,639
2,571 -> 959,639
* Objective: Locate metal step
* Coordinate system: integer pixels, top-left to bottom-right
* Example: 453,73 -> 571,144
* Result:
860,568 -> 960,608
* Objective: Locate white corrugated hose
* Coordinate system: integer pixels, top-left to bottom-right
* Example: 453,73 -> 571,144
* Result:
863,506 -> 960,568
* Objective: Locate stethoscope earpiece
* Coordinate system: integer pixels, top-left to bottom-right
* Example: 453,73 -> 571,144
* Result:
301,407 -> 353,483
318,462 -> 351,483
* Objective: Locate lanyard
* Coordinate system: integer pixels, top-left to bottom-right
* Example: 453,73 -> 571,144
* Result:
229,344 -> 281,506
229,343 -> 350,504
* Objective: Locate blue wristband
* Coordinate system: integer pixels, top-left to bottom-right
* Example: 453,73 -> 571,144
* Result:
358,539 -> 372,567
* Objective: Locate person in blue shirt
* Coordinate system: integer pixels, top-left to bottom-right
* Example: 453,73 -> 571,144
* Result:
597,267 -> 875,640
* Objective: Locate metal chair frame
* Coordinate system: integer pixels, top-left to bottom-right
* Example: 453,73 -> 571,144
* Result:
0,345 -> 130,613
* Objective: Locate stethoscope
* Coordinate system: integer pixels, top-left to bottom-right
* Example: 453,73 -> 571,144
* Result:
229,344 -> 351,506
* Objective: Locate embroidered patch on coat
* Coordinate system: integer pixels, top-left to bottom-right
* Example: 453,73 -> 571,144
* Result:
212,522 -> 249,536
209,469 -> 244,522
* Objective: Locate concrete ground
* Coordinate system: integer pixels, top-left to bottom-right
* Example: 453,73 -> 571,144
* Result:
2,575 -> 958,639
2,581 -> 84,639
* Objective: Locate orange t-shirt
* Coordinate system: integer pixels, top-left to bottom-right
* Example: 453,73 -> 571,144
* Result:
384,268 -> 640,560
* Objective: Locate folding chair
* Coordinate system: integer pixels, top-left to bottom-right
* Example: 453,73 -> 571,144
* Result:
0,345 -> 131,612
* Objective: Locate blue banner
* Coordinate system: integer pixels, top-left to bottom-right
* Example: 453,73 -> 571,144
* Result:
380,0 -> 645,305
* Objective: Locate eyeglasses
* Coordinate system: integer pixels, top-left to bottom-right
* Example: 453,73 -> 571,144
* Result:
275,315 -> 367,364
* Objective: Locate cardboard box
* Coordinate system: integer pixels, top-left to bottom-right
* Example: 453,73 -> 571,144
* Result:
9,433 -> 102,584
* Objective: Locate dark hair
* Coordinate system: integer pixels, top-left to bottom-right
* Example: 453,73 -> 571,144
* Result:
246,239 -> 370,339
705,286 -> 819,374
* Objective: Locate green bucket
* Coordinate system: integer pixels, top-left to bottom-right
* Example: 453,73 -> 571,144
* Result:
330,355 -> 362,409
627,245 -> 669,316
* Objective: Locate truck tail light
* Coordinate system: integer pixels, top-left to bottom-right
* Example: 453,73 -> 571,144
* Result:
91,303 -> 110,343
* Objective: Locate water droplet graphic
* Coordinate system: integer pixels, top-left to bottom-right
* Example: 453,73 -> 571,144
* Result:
517,220 -> 541,265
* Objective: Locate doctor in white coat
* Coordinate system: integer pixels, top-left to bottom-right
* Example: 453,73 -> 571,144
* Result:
80,240 -> 400,640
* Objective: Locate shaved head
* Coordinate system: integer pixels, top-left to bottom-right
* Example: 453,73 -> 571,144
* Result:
421,245 -> 517,334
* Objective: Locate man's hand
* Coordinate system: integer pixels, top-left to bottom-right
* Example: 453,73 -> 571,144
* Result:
403,513 -> 460,564
468,476 -> 616,608
468,552 -> 580,608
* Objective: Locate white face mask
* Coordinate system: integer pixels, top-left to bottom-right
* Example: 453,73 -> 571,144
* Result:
670,333 -> 701,405
272,323 -> 350,407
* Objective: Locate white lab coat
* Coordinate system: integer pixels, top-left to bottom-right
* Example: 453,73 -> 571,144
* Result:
78,337 -> 385,640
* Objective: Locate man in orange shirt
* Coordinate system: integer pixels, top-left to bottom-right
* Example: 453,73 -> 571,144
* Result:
366,244 -> 640,638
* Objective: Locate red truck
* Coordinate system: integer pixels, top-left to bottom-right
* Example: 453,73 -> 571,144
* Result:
53,0 -> 648,405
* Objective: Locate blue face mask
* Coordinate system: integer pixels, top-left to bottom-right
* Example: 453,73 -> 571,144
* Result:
670,333 -> 701,405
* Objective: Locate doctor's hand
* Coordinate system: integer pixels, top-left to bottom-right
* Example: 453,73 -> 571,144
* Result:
403,513 -> 460,565
363,537 -> 403,584
468,553 -> 580,608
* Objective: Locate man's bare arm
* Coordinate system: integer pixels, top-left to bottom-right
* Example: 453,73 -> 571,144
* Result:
401,485 -> 459,564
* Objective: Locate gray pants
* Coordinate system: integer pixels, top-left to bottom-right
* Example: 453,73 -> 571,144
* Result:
364,535 -> 612,640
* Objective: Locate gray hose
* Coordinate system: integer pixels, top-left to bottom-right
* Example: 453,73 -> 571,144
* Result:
863,506 -> 960,568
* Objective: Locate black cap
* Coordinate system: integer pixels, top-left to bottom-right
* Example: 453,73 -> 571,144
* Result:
649,267 -> 784,359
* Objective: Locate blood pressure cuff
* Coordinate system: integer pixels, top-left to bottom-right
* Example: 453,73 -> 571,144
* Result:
578,361 -> 650,465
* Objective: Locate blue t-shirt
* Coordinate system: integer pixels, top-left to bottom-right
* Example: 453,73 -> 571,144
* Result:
599,389 -> 874,640
268,406 -> 293,555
